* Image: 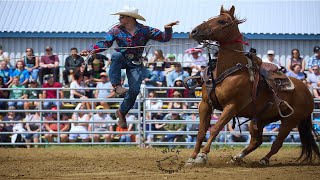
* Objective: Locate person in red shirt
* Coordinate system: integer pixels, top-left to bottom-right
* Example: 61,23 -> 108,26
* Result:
42,75 -> 64,109
39,46 -> 60,85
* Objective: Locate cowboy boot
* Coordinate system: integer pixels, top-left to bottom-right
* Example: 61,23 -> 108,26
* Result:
113,85 -> 128,95
116,109 -> 127,128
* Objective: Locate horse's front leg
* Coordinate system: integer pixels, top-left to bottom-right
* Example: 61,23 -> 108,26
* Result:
186,100 -> 212,166
202,104 -> 238,154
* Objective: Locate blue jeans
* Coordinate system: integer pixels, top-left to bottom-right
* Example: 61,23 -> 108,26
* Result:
30,68 -> 39,81
120,134 -> 132,142
8,101 -> 24,109
109,52 -> 146,114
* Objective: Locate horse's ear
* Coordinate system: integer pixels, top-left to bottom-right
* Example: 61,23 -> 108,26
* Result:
229,6 -> 235,18
220,5 -> 225,14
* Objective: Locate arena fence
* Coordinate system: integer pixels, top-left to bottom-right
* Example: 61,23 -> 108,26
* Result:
0,87 -> 318,147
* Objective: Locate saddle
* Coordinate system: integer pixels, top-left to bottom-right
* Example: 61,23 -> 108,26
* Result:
260,62 -> 294,92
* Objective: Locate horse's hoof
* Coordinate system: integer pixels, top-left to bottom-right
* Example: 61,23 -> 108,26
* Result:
227,155 -> 244,165
258,157 -> 270,166
194,152 -> 208,165
185,158 -> 195,167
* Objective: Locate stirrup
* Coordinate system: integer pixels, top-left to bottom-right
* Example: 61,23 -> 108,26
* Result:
277,100 -> 294,118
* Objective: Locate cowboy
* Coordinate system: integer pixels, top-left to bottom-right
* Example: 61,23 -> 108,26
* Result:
81,6 -> 179,128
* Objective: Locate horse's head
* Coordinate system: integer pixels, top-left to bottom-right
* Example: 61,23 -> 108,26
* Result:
190,6 -> 245,44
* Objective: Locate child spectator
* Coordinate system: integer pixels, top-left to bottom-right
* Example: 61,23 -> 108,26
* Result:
116,114 -> 136,142
8,76 -> 27,109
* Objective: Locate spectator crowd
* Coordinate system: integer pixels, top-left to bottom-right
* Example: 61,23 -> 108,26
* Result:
0,44 -> 320,148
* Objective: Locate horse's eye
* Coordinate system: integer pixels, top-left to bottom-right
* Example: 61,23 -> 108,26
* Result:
218,20 -> 226,25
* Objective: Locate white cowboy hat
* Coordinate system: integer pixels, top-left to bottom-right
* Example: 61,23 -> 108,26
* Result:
111,6 -> 146,21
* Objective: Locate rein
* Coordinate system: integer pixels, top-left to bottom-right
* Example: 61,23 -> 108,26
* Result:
219,34 -> 249,46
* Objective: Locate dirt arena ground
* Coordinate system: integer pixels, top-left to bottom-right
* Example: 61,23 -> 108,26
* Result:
0,146 -> 319,180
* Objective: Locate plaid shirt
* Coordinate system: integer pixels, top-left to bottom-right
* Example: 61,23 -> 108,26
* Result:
307,55 -> 320,68
89,23 -> 172,58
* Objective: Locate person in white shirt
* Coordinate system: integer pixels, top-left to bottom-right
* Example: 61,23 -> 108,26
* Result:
262,50 -> 281,68
89,105 -> 115,142
94,72 -> 115,109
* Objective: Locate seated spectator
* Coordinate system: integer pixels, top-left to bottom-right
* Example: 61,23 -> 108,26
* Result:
0,76 -> 9,110
94,72 -> 115,109
70,73 -> 91,110
149,49 -> 168,86
142,68 -> 161,87
263,50 -> 281,68
87,53 -> 108,71
63,47 -> 84,86
39,46 -> 59,85
43,106 -> 69,142
24,79 -> 42,116
286,64 -> 306,80
164,54 -> 176,73
87,59 -> 105,87
11,60 -> 29,86
22,48 -> 40,81
168,77 -> 189,98
186,113 -> 199,148
284,127 -> 300,143
89,105 -> 115,142
145,91 -> 164,145
24,107 -> 42,148
307,45 -> 320,73
0,60 -> 13,86
0,45 -> 10,67
307,65 -> 320,98
69,103 -> 91,142
8,76 -> 27,109
167,91 -> 188,112
0,106 -> 23,143
287,49 -> 305,73
166,63 -> 190,87
160,113 -> 186,146
263,123 -> 280,142
220,117 -> 250,143
116,114 -> 136,142
42,75 -> 64,109
184,48 -> 206,74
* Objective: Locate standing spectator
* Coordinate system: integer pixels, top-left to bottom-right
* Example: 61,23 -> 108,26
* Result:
8,76 -> 27,109
24,79 -> 42,115
24,107 -> 42,148
43,106 -> 69,142
307,65 -> 320,98
94,72 -> 115,109
87,53 -> 108,71
39,46 -> 59,85
168,91 -> 188,110
308,45 -> 320,73
63,47 -> 84,86
0,60 -> 13,86
89,105 -> 115,142
286,64 -> 305,80
70,73 -> 91,110
0,45 -> 10,67
166,63 -> 190,87
287,48 -> 305,73
22,48 -> 40,81
42,75 -> 64,109
263,50 -> 281,68
0,106 -> 22,142
69,103 -> 91,142
81,6 -> 178,129
0,76 -> 9,110
11,60 -> 29,86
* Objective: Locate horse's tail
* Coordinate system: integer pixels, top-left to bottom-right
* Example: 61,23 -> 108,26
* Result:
298,115 -> 320,163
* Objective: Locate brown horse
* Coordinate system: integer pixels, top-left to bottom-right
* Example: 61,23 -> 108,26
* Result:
186,5 -> 320,166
